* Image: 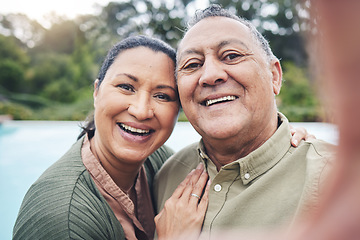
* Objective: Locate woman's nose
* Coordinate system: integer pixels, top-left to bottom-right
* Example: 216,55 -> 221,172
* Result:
128,93 -> 154,121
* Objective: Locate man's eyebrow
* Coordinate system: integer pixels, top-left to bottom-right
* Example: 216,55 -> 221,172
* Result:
177,49 -> 203,63
178,39 -> 250,62
218,39 -> 249,50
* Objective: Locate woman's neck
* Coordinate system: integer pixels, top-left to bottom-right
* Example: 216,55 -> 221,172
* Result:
89,137 -> 141,192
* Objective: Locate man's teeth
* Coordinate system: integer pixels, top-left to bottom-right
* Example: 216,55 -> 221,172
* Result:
206,96 -> 236,106
120,123 -> 150,134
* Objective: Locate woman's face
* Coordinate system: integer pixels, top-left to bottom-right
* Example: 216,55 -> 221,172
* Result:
93,47 -> 179,167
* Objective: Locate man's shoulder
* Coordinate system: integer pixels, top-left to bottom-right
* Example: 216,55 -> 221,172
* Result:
159,142 -> 199,173
153,142 -> 200,212
296,138 -> 335,160
285,139 -> 335,192
285,139 -> 336,217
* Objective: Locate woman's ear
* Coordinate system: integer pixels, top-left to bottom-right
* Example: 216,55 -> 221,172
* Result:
93,79 -> 100,107
271,59 -> 282,95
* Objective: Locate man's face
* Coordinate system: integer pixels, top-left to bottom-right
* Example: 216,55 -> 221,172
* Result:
177,17 -> 282,145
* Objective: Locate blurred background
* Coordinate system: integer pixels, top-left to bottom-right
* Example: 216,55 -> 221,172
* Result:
0,0 -> 328,122
0,1 -> 339,239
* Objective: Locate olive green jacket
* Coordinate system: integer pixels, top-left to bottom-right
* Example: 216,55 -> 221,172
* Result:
13,137 -> 173,240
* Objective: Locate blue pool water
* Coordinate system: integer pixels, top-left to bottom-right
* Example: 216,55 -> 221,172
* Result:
0,121 -> 337,239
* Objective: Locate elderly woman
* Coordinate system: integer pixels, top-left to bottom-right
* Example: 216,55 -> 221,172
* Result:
12,35 -> 208,240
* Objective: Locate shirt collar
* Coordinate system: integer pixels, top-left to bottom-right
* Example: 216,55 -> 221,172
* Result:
196,112 -> 292,185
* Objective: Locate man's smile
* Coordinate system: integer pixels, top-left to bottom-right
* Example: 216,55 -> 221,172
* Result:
202,95 -> 238,106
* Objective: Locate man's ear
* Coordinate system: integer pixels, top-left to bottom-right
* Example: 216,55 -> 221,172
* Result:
271,59 -> 282,95
93,79 -> 100,107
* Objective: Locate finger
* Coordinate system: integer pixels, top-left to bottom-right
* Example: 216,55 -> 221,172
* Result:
291,127 -> 307,147
189,163 -> 205,185
197,179 -> 211,213
170,169 -> 194,199
172,163 -> 204,199
181,164 -> 205,199
290,128 -> 296,135
189,170 -> 209,204
305,134 -> 316,141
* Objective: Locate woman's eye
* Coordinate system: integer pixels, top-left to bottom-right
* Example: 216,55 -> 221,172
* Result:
154,93 -> 173,101
117,84 -> 134,92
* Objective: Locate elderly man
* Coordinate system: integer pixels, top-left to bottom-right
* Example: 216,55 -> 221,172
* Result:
154,4 -> 334,235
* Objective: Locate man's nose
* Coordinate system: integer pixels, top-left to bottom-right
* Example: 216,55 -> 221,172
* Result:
128,93 -> 154,121
198,58 -> 228,87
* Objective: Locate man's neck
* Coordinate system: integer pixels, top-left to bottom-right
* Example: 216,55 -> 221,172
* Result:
203,117 -> 280,171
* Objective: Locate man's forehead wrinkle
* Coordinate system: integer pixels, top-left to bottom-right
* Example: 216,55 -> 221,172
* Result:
177,48 -> 202,64
218,39 -> 250,50
178,38 -> 250,62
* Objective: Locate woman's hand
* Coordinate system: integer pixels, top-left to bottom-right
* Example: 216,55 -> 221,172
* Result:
290,126 -> 316,147
155,163 -> 210,240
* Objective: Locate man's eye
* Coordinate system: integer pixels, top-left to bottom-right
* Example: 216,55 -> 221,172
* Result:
225,53 -> 241,60
183,62 -> 201,70
117,84 -> 134,92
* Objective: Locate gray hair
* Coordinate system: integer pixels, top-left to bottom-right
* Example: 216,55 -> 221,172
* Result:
185,4 -> 276,62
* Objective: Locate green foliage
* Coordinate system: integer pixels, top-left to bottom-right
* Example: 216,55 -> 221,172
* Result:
0,0 -> 321,122
26,53 -> 72,93
0,35 -> 29,92
33,97 -> 93,121
0,60 -> 25,92
177,110 -> 188,122
32,20 -> 78,54
0,101 -> 33,120
277,62 -> 321,121
42,78 -> 77,103
97,0 -> 188,48
0,35 -> 29,65
210,0 -> 310,66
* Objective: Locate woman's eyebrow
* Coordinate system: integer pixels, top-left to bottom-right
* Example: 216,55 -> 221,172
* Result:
156,84 -> 177,93
116,73 -> 138,82
116,73 -> 177,92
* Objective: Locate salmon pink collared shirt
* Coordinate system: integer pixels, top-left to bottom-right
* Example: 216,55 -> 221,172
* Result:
81,135 -> 155,240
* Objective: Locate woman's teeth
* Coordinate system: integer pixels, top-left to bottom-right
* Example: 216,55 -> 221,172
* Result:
119,123 -> 150,134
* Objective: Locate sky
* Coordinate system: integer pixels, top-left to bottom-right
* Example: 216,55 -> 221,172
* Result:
0,0 -> 111,24
0,0 -> 209,27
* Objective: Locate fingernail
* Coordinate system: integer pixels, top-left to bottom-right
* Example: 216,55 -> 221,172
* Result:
196,163 -> 204,170
293,140 -> 298,146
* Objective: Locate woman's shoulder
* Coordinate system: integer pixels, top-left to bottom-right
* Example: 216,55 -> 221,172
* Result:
13,138 -> 124,239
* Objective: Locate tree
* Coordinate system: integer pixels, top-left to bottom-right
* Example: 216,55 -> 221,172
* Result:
0,35 -> 29,92
97,0 -> 190,48
277,62 -> 320,121
0,35 -> 29,65
32,19 -> 79,54
210,0 -> 311,66
0,60 -> 24,92
0,13 -> 45,48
